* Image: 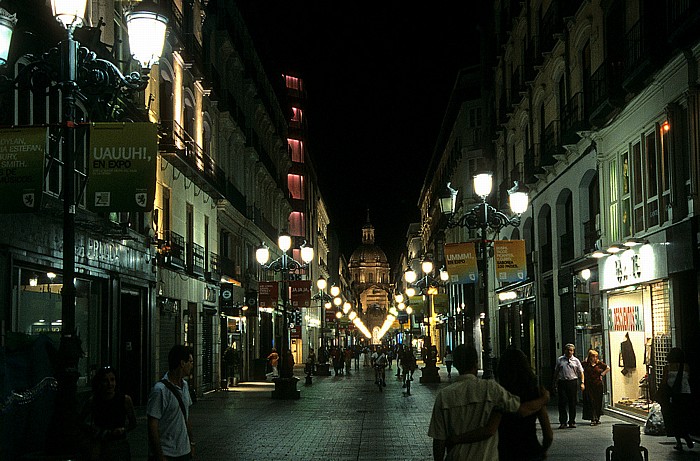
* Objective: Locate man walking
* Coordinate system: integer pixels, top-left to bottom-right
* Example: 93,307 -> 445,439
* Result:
428,344 -> 549,460
552,343 -> 585,429
147,345 -> 196,461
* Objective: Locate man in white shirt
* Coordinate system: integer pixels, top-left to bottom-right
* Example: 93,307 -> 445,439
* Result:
552,343 -> 585,429
428,344 -> 549,460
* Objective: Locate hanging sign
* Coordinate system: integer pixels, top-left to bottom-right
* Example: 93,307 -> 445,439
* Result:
432,294 -> 449,314
0,127 -> 46,213
494,240 -> 527,283
444,242 -> 478,283
289,280 -> 312,308
258,281 -> 279,308
87,122 -> 157,211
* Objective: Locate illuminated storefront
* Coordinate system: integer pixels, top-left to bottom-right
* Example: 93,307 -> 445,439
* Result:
599,241 -> 672,419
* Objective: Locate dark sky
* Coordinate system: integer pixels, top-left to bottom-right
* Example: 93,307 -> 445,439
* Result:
237,2 -> 484,266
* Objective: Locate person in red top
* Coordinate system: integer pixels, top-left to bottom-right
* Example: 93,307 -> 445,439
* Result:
583,349 -> 609,425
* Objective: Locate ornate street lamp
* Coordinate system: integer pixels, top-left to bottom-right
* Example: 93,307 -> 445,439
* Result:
0,1 -> 166,455
403,255 -> 448,383
440,175 -> 529,378
256,233 -> 314,399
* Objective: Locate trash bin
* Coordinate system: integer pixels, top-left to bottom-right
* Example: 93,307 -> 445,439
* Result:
605,423 -> 647,461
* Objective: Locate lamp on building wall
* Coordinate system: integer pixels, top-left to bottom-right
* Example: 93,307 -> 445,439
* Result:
403,255 -> 448,383
256,232 -> 314,399
0,0 -> 167,455
440,175 -> 529,379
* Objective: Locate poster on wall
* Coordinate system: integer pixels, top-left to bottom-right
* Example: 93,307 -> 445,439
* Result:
0,127 -> 46,213
444,242 -> 478,283
494,240 -> 527,283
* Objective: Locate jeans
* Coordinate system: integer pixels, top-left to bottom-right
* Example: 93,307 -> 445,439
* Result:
557,379 -> 579,424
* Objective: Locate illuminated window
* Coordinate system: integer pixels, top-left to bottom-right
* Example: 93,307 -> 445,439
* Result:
288,174 -> 304,200
288,138 -> 304,163
289,212 -> 305,237
291,107 -> 303,123
285,75 -> 303,91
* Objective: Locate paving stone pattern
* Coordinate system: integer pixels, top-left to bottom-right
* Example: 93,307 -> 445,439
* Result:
129,364 -> 697,460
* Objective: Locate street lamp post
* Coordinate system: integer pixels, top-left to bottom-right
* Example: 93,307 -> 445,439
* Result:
404,256 -> 449,383
0,1 -> 166,455
440,175 -> 529,379
256,232 -> 314,399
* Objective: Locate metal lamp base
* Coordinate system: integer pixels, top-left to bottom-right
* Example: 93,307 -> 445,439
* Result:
419,364 -> 441,383
271,376 -> 301,399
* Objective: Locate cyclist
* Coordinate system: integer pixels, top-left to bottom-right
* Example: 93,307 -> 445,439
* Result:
401,346 -> 417,391
373,348 -> 388,389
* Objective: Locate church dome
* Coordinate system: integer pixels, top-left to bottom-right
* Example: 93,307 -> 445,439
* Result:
349,211 -> 388,265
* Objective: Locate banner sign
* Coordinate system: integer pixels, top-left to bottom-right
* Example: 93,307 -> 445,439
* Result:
87,122 -> 157,211
289,280 -> 312,308
408,295 -> 425,315
494,240 -> 527,283
325,308 -> 337,323
444,242 -> 478,284
258,281 -> 278,308
609,305 -> 644,331
290,325 -> 302,339
0,127 -> 46,212
433,293 -> 449,314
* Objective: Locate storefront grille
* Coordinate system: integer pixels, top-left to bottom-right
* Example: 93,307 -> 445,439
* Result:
651,281 -> 671,392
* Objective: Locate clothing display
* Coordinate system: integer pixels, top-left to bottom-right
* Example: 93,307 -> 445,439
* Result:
619,333 -> 637,375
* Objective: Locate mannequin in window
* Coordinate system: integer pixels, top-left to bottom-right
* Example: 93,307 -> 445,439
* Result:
619,332 -> 636,376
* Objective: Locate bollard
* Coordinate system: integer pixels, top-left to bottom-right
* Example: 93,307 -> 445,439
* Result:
605,423 -> 648,461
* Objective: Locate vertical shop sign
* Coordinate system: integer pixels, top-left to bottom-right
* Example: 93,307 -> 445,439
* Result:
444,242 -> 478,283
494,240 -> 527,283
289,280 -> 312,308
87,123 -> 157,211
258,281 -> 278,308
0,127 -> 46,212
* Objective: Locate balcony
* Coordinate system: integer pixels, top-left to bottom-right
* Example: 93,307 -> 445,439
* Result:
622,17 -> 665,93
510,66 -> 524,106
561,92 -> 588,145
207,252 -> 221,283
247,205 -> 278,243
524,143 -> 541,184
540,1 -> 562,54
666,0 -> 700,49
588,59 -> 625,128
159,120 -> 226,200
159,230 -> 186,269
187,241 -> 206,277
543,120 -> 561,167
524,36 -> 541,82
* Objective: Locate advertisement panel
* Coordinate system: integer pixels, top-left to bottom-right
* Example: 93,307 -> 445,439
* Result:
494,240 -> 527,283
0,127 -> 46,212
444,242 -> 478,283
258,281 -> 279,308
87,122 -> 157,211
289,280 -> 311,308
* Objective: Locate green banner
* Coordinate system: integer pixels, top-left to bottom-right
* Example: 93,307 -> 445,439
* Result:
433,294 -> 449,314
87,123 -> 157,211
0,127 -> 46,212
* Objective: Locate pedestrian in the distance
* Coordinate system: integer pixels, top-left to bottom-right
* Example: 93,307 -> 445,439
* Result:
267,348 -> 279,377
444,346 -> 454,379
147,345 -> 195,461
582,349 -> 609,426
80,365 -> 137,461
552,344 -> 584,429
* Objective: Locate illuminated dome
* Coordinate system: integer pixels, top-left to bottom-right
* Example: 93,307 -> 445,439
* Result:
349,212 -> 388,265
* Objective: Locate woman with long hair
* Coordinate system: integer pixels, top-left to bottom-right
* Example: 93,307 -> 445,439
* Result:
583,349 -> 609,425
80,366 -> 137,461
496,348 -> 553,461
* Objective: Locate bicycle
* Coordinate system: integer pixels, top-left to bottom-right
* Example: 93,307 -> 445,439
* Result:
374,364 -> 386,391
402,366 -> 414,396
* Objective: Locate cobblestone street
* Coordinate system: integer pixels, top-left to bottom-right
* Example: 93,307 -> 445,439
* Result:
129,364 -> 697,460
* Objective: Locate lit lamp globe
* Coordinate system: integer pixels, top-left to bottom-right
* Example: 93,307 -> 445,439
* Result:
333,296 -> 342,307
51,0 -> 87,29
421,258 -> 433,275
508,182 -> 529,214
473,172 -> 493,198
125,5 -> 168,69
277,233 -> 292,253
394,293 -> 404,304
0,7 -> 17,66
406,306 -> 413,315
330,285 -> 341,298
406,287 -> 416,297
335,311 -> 342,319
404,268 -> 417,284
300,244 -> 314,264
255,244 -> 270,265
316,277 -> 327,291
440,268 -> 449,282
342,302 -> 351,315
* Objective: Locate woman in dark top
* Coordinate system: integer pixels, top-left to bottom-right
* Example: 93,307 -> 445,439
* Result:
661,347 -> 694,451
80,366 -> 137,461
497,348 -> 553,461
583,349 -> 609,425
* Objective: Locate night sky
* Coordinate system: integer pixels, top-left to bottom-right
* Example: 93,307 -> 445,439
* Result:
237,2 -> 485,266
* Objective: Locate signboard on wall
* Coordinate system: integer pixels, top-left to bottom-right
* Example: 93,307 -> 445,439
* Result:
444,242 -> 478,283
87,122 -> 157,211
494,240 -> 527,283
0,127 -> 46,212
599,243 -> 667,290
